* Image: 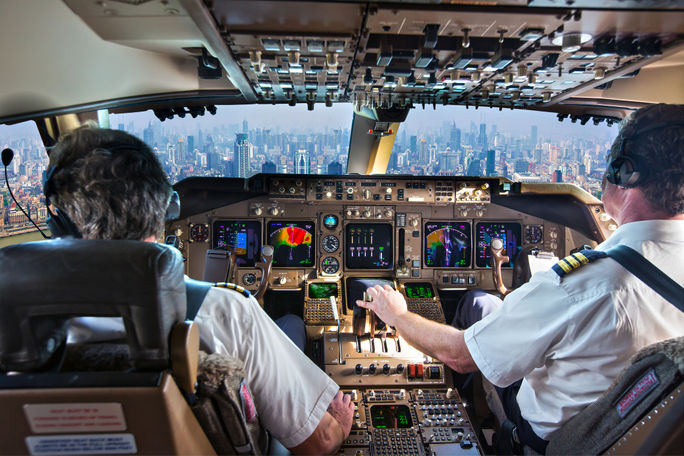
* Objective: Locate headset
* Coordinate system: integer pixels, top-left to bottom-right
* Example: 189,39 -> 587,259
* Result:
43,143 -> 180,238
606,120 -> 684,188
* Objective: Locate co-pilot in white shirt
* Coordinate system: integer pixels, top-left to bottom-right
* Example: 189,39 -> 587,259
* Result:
465,220 -> 684,439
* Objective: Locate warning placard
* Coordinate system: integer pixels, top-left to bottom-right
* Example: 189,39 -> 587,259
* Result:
25,433 -> 137,455
24,403 -> 126,434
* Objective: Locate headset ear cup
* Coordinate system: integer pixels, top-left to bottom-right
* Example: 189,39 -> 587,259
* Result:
47,209 -> 82,238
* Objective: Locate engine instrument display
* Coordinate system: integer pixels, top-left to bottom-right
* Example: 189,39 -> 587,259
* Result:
370,405 -> 413,429
345,223 -> 393,269
476,222 -> 522,268
424,222 -> 471,268
267,221 -> 315,267
212,220 -> 261,266
308,282 -> 338,299
404,282 -> 435,299
321,256 -> 340,274
345,277 -> 395,310
322,235 -> 340,253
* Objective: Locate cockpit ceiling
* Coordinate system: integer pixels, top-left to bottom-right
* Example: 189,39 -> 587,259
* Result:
217,1 -> 684,113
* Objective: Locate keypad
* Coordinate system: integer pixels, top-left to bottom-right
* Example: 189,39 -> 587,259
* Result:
372,429 -> 423,456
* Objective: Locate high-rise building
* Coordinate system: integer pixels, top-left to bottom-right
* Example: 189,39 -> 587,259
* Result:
262,161 -> 277,173
514,159 -> 529,173
295,148 -> 309,174
234,133 -> 250,178
187,135 -> 195,157
242,120 -> 249,135
531,125 -> 538,147
450,125 -> 461,150
478,123 -> 487,149
552,169 -> 563,182
466,158 -> 482,176
328,161 -> 343,174
486,149 -> 496,176
410,136 -> 417,157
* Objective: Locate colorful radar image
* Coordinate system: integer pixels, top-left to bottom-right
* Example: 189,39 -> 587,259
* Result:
424,222 -> 471,268
267,221 -> 315,267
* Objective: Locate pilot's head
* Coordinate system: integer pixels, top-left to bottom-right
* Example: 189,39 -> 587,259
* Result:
603,104 -> 684,221
45,125 -> 172,241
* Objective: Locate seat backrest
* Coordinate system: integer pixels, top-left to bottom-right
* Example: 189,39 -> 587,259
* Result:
547,336 -> 684,455
0,239 -> 215,455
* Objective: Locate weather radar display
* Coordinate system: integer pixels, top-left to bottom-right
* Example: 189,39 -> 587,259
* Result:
267,221 -> 315,267
424,222 -> 471,268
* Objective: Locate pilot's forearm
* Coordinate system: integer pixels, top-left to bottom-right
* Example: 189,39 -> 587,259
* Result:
290,411 -> 345,455
393,312 -> 478,374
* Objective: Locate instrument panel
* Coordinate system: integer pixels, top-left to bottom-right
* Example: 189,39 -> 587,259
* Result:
171,174 -> 606,456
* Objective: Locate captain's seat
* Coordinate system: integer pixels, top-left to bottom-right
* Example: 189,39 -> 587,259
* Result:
0,239 -> 265,455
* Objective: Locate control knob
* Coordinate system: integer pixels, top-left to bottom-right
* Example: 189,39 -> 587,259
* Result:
385,187 -> 392,194
353,209 -> 360,217
288,187 -> 296,194
346,209 -> 353,216
363,210 -> 372,218
368,364 -> 377,375
350,389 -> 359,402
384,209 -> 392,218
347,187 -> 354,194
277,276 -> 287,285
355,364 -> 363,375
325,191 -> 332,198
446,388 -> 456,399
253,207 -> 263,216
382,363 -> 390,375
269,207 -> 280,216
362,189 -> 371,200
396,364 -> 405,374
409,218 -> 419,227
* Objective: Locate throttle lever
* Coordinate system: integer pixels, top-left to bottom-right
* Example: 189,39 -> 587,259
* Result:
254,245 -> 274,306
490,238 -> 510,297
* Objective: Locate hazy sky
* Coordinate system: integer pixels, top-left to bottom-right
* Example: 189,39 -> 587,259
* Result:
1,103 -> 619,143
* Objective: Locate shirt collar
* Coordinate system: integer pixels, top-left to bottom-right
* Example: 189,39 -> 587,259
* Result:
599,219 -> 684,249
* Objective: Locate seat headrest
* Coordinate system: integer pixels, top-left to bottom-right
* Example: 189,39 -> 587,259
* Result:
0,239 -> 186,372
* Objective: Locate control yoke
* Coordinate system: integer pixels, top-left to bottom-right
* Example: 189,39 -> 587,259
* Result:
490,238 -> 510,297
254,245 -> 274,305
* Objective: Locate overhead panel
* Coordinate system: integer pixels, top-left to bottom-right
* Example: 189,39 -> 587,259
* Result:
203,0 -> 684,113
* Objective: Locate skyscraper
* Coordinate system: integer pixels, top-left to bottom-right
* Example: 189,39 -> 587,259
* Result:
262,161 -> 277,173
486,149 -> 496,176
466,158 -> 482,176
295,148 -> 309,174
478,123 -> 487,149
328,161 -> 343,174
531,125 -> 538,148
552,169 -> 563,182
450,125 -> 461,150
234,133 -> 250,178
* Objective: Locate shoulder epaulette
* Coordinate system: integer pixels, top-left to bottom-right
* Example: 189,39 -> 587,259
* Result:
213,282 -> 252,298
552,249 -> 607,278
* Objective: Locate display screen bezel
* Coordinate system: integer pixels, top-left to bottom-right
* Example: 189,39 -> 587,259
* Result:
475,222 -> 522,269
344,222 -> 394,270
344,277 -> 395,311
423,221 -> 472,268
211,219 -> 262,267
266,220 -> 316,268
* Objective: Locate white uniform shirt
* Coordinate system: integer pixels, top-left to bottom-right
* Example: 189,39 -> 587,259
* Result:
464,220 -> 684,439
68,287 -> 338,448
194,288 -> 338,448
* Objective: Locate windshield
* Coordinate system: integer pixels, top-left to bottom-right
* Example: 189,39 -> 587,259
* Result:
2,105 -> 618,240
110,104 -> 617,196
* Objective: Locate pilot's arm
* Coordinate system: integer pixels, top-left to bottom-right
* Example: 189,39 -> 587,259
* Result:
356,285 -> 478,373
291,391 -> 353,454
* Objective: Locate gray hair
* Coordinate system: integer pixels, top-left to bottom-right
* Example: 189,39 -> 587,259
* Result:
47,126 -> 172,240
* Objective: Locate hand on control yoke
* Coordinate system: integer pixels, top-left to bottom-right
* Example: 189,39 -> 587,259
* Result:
327,390 -> 354,439
355,285 -> 408,327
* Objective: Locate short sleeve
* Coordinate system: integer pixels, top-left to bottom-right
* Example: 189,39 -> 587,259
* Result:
194,288 -> 338,448
464,270 -> 573,387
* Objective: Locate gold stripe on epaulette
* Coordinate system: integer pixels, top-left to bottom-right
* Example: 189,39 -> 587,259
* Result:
564,255 -> 581,268
558,259 -> 573,273
572,252 -> 590,264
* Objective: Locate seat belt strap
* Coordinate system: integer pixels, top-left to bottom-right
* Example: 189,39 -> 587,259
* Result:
185,277 -> 212,320
605,244 -> 684,313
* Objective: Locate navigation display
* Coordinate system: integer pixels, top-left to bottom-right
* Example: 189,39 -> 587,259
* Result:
370,405 -> 413,429
424,222 -> 471,268
212,220 -> 261,266
308,282 -> 338,299
404,282 -> 435,299
345,277 -> 395,310
267,221 -> 315,267
345,223 -> 393,269
476,222 -> 522,268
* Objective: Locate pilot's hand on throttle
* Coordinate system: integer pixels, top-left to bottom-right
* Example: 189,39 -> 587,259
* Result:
327,390 -> 354,439
356,285 -> 407,327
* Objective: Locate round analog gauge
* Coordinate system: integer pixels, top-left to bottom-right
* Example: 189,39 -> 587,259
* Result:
323,214 -> 339,230
242,273 -> 257,286
189,223 -> 209,242
524,225 -> 544,244
321,257 -> 340,274
322,234 -> 340,253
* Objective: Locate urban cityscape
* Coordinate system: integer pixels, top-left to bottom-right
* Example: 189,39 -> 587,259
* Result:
0,105 -> 617,239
